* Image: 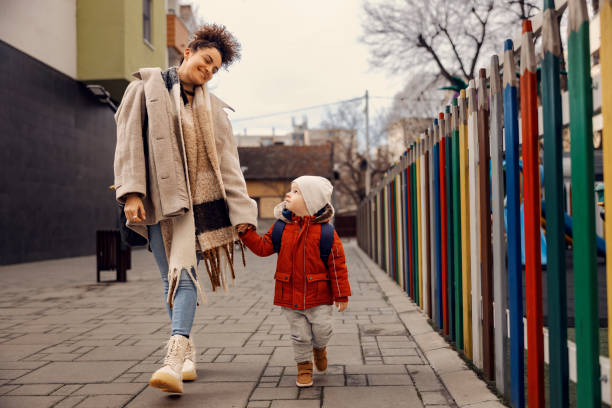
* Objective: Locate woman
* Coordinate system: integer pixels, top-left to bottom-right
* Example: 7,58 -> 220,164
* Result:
113,24 -> 257,393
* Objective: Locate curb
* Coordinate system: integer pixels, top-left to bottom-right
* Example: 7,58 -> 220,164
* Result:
352,243 -> 507,408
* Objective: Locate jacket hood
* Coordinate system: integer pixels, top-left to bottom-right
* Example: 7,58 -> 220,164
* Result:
273,202 -> 335,224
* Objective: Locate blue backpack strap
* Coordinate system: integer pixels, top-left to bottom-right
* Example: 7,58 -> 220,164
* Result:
272,220 -> 286,253
320,223 -> 335,268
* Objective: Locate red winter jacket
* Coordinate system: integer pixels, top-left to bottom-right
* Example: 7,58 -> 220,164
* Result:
240,204 -> 351,310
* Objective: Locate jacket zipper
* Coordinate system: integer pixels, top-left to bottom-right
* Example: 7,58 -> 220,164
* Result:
303,221 -> 310,310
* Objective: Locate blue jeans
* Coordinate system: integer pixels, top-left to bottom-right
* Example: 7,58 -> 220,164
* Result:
148,223 -> 198,337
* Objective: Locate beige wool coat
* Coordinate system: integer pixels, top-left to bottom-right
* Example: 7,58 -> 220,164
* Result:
113,67 -> 258,242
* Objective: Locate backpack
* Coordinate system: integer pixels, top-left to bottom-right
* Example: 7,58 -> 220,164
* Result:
271,209 -> 335,268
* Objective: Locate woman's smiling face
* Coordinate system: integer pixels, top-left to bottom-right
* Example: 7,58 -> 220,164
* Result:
180,47 -> 222,85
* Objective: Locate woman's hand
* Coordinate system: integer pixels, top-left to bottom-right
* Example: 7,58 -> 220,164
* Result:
335,301 -> 348,312
236,223 -> 254,234
124,194 -> 146,223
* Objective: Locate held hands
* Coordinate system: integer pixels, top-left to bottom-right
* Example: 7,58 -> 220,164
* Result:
236,223 -> 255,234
335,301 -> 348,312
124,194 -> 146,222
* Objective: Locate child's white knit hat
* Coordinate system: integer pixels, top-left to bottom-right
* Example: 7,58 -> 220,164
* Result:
292,175 -> 333,216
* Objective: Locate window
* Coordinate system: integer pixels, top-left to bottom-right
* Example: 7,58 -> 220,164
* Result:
143,0 -> 152,44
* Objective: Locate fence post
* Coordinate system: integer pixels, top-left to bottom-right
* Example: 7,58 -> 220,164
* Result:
477,69 -> 494,381
424,129 -> 433,318
417,138 -> 424,309
433,118 -> 443,329
568,1 -> 600,405
521,19 -> 545,407
541,1 -> 569,406
490,54 -> 509,397
601,0 -> 612,400
467,80 -> 483,369
439,112 -> 449,335
445,106 -> 456,342
459,90 -> 473,359
503,39 -> 525,408
452,99 -> 463,350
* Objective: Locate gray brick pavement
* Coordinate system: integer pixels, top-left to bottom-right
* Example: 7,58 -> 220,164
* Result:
0,239 -> 503,407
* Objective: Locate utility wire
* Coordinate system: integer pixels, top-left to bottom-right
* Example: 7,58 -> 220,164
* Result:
231,95 -> 445,123
231,96 -> 363,122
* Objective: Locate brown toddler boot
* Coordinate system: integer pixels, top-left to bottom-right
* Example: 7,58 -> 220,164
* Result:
296,361 -> 313,387
313,347 -> 328,372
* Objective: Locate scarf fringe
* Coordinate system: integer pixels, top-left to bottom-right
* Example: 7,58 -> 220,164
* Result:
166,264 -> 207,309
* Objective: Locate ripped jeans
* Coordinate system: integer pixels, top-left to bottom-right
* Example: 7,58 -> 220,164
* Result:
148,223 -> 198,337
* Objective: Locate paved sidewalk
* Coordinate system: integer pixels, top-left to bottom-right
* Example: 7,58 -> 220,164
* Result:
0,240 -> 504,408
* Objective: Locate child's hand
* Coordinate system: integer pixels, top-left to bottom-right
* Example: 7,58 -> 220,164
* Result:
335,301 -> 348,312
236,223 -> 254,234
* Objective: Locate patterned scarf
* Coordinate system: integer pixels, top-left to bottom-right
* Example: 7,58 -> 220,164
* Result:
159,67 -> 244,307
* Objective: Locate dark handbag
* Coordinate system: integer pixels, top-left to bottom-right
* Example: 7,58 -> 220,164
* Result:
118,204 -> 148,247
116,93 -> 149,248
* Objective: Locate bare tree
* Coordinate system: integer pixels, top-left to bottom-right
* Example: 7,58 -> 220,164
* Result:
361,0 -> 540,89
320,101 -> 391,212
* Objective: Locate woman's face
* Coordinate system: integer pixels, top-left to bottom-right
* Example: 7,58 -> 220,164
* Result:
180,47 -> 222,85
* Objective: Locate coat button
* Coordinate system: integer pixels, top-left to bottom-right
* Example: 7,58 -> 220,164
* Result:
308,277 -> 312,280
326,275 -> 329,278
294,304 -> 298,307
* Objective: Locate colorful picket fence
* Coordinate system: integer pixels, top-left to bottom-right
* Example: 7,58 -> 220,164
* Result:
356,0 -> 611,406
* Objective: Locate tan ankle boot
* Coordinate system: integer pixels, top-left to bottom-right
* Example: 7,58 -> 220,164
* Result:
313,347 -> 327,372
296,361 -> 313,387
149,335 -> 189,393
182,338 -> 197,381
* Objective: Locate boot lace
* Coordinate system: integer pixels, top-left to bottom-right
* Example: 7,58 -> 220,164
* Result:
163,336 -> 182,368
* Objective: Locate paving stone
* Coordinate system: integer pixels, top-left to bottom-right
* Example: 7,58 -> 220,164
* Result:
251,386 -> 298,400
413,331 -> 448,352
270,400 -> 320,408
298,387 -> 322,399
195,362 -> 266,381
0,384 -> 19,394
51,385 -> 83,396
421,391 -> 448,405
14,361 -> 136,384
0,345 -> 48,361
439,370 -> 498,406
234,354 -> 270,363
247,401 -> 271,408
263,366 -> 283,376
382,355 -> 423,364
346,374 -> 367,386
368,374 -> 413,386
73,383 -> 146,395
380,348 -> 418,356
77,346 -> 158,361
53,395 -> 87,408
74,394 -> 132,407
215,354 -> 234,362
6,384 -> 61,395
193,332 -> 251,347
0,395 -> 64,408
222,346 -> 274,355
407,365 -> 444,392
360,323 -> 407,336
345,364 -> 407,374
425,348 -> 467,374
323,386 -> 423,408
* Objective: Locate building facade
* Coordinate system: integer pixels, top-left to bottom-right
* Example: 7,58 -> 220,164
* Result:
0,0 -> 167,264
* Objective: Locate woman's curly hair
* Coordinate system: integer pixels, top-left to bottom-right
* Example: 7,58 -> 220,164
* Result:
183,24 -> 241,68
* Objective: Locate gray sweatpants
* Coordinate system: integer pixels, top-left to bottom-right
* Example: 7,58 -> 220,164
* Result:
282,305 -> 334,363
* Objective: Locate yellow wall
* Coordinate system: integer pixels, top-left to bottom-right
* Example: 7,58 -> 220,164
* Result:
77,0 -> 166,96
245,180 -> 289,218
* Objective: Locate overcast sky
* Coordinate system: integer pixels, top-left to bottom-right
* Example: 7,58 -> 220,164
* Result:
190,0 -> 403,136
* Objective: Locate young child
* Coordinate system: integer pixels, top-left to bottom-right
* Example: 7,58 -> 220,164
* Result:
238,175 -> 351,387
